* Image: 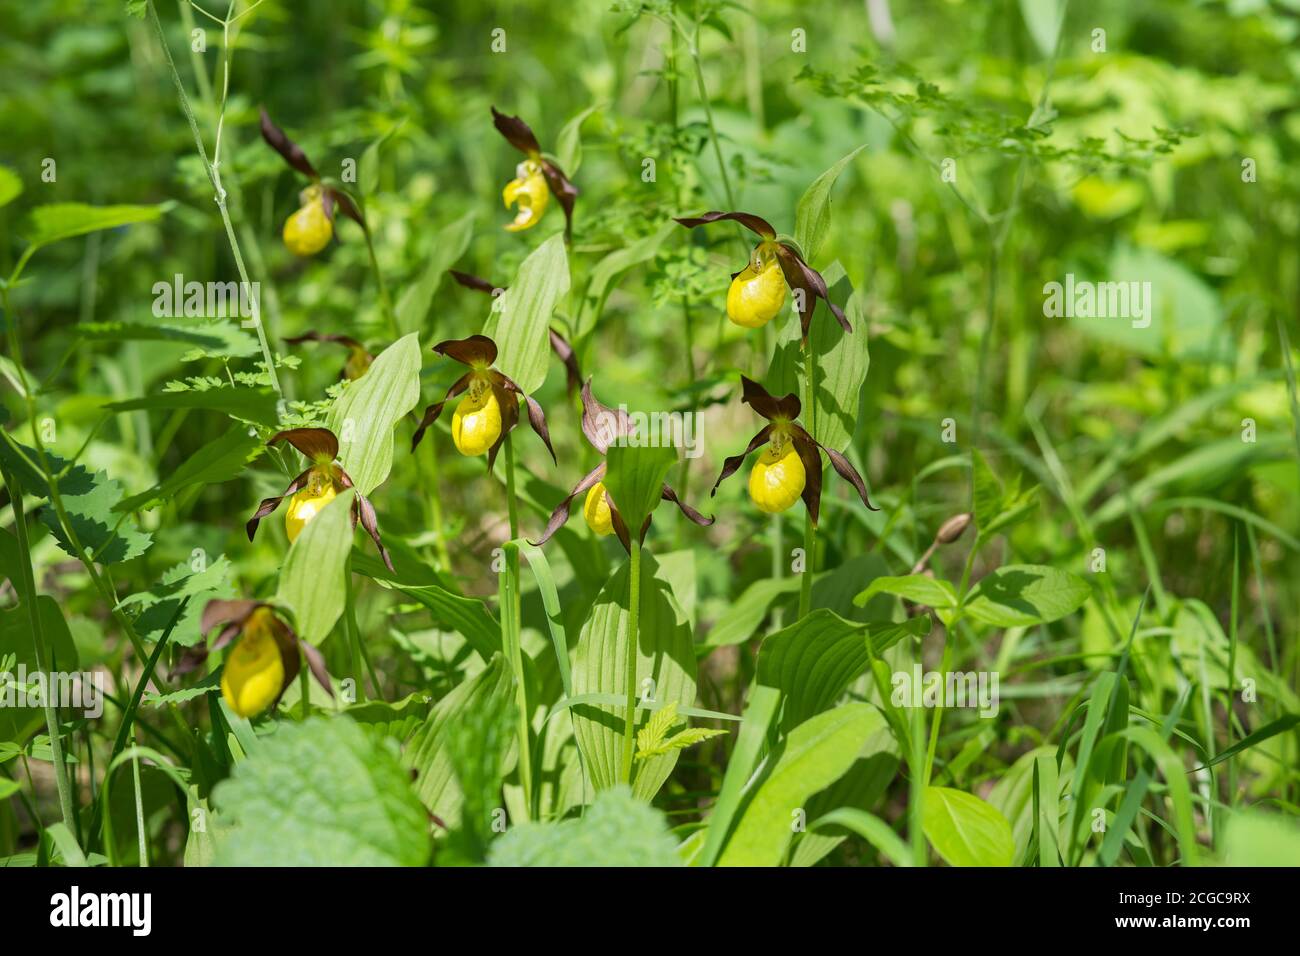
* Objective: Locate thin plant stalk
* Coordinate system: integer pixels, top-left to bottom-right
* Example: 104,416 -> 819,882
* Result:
2,465 -> 77,839
797,337 -> 817,618
620,536 -> 643,784
501,433 -> 533,819
363,227 -> 399,341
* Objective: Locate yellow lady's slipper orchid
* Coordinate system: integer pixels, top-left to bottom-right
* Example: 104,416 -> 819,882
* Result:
748,433 -> 806,514
246,427 -> 395,572
284,470 -> 338,543
503,159 -> 550,232
583,481 -> 615,536
220,608 -> 287,718
282,185 -> 333,257
452,377 -> 504,456
727,243 -> 787,329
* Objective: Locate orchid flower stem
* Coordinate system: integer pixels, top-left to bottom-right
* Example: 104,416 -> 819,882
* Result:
797,337 -> 817,619
419,437 -> 452,571
363,226 -> 399,341
344,559 -> 366,703
621,536 -> 643,785
924,544 -> 978,787
502,433 -> 533,819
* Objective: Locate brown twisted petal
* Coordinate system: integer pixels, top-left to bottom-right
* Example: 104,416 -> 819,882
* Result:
433,334 -> 498,368
484,378 -> 522,473
352,491 -> 395,572
580,378 -> 632,454
246,468 -> 312,540
775,247 -> 852,340
673,210 -> 777,241
411,371 -> 472,451
267,427 -> 339,463
531,463 -> 607,546
790,424 -> 878,513
491,106 -> 543,155
324,187 -> 367,232
449,270 -> 503,296
711,423 -> 774,496
498,373 -> 557,464
200,599 -> 264,638
740,375 -> 801,422
540,159 -> 578,241
548,328 -> 583,396
299,639 -> 334,698
793,433 -> 825,526
259,107 -> 318,179
661,484 -> 714,526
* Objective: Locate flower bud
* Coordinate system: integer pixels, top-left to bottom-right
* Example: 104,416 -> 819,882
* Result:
451,378 -> 503,456
282,187 -> 333,256
284,470 -> 338,543
936,512 -> 973,544
220,609 -> 290,718
747,435 -> 805,514
502,159 -> 549,232
583,481 -> 614,536
726,243 -> 787,329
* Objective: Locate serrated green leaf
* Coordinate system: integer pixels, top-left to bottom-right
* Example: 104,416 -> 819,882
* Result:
40,472 -> 152,564
329,333 -> 421,495
635,700 -> 678,755
117,555 -> 236,647
637,726 -> 725,760
213,716 -> 429,866
483,233 -> 569,394
275,490 -> 354,643
489,785 -> 680,866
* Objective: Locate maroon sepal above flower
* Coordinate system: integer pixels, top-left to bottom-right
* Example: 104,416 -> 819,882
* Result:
531,379 -> 713,552
674,209 -> 851,341
260,107 -> 367,234
245,427 -> 394,570
178,599 -> 333,706
711,375 -> 876,526
283,331 -> 374,380
449,270 -> 583,395
410,334 -> 557,471
491,106 -> 579,241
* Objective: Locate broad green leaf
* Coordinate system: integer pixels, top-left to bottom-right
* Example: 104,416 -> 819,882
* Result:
809,807 -> 913,868
329,332 -> 421,495
854,574 -> 957,609
116,425 -> 262,513
963,565 -> 1091,627
697,685 -> 780,867
571,551 -> 696,799
756,608 -> 929,732
116,554 -> 236,648
395,211 -> 475,335
103,387 -> 281,427
213,716 -> 429,866
483,233 -> 569,394
554,102 -> 603,176
387,582 -> 500,660
489,785 -> 680,867
0,166 -> 22,209
275,490 -> 354,643
718,704 -> 882,866
794,145 -> 865,263
405,655 -> 515,827
793,749 -> 900,867
923,786 -> 1015,866
702,574 -> 801,648
26,202 -> 167,250
0,778 -> 20,802
603,440 -> 676,532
